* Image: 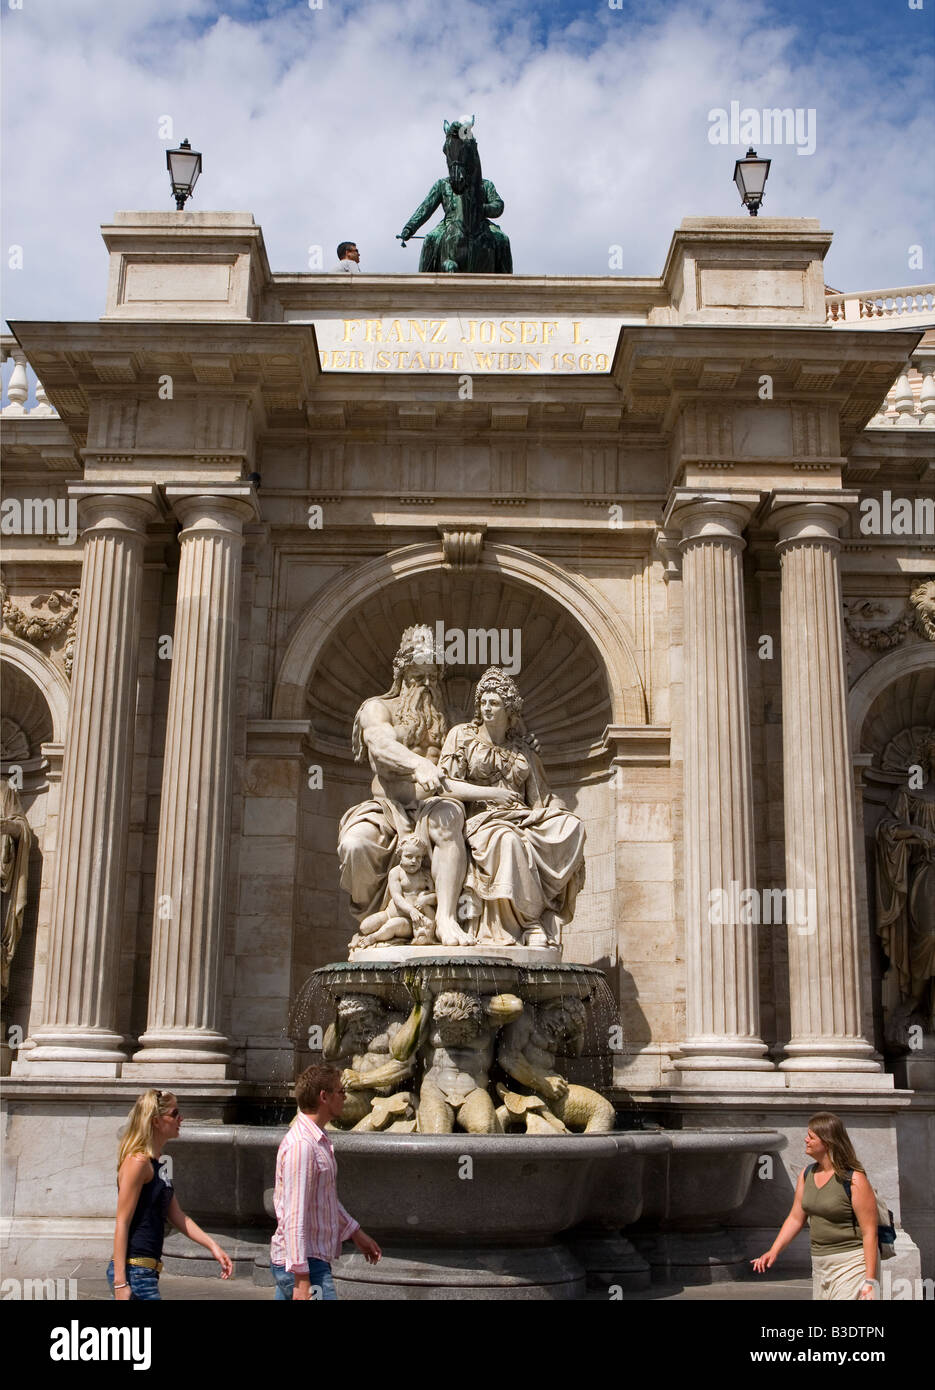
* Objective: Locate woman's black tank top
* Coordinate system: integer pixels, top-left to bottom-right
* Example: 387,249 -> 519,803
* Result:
127,1158 -> 172,1259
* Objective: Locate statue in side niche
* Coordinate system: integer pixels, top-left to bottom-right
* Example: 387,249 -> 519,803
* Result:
498,997 -> 615,1133
1,784 -> 33,1002
417,986 -> 523,1134
875,731 -> 935,1039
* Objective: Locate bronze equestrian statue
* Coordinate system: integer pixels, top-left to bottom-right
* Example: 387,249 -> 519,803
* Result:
398,116 -> 512,274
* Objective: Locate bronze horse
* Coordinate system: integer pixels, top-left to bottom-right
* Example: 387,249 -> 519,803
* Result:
399,118 -> 512,274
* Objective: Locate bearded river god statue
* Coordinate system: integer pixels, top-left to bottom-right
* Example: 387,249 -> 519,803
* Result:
397,116 -> 513,273
337,626 -> 585,956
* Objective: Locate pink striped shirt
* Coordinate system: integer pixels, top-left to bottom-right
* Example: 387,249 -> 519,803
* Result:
270,1113 -> 359,1272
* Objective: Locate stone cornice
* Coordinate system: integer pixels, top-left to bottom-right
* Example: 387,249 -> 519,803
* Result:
272,272 -> 669,320
612,327 -> 922,449
6,320 -> 321,442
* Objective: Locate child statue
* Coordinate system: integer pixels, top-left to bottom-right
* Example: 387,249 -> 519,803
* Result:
352,835 -> 437,947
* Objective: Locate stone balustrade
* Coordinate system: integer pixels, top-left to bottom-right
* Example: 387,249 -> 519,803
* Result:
868,351 -> 935,429
825,285 -> 935,326
0,335 -> 57,416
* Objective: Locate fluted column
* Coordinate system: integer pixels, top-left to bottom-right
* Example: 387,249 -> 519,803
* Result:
24,487 -> 158,1071
132,487 -> 256,1075
667,492 -> 773,1078
771,494 -> 881,1075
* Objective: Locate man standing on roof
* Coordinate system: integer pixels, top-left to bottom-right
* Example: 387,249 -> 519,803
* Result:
331,241 -> 361,272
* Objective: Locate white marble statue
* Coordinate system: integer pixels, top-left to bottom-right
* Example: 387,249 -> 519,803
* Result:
338,633 -> 586,951
338,626 -> 470,946
1,784 -> 34,1002
497,996 -> 615,1132
417,986 -> 523,1133
351,835 -> 438,947
437,667 -> 586,948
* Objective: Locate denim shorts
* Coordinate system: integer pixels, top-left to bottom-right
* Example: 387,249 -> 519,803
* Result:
270,1257 -> 337,1301
106,1259 -> 161,1301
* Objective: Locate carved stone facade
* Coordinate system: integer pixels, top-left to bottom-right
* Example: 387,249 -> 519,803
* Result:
1,211 -> 933,1280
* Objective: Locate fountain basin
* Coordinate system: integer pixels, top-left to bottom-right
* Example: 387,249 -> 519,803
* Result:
641,1129 -> 786,1224
331,1130 -> 617,1242
163,1123 -> 784,1296
630,1129 -> 788,1285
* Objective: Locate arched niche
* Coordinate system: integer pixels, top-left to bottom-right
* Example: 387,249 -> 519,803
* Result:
272,541 -> 646,762
849,643 -> 935,754
0,636 -> 70,748
0,638 -> 66,1044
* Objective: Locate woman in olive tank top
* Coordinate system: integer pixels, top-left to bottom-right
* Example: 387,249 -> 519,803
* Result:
108,1089 -> 234,1300
751,1111 -> 879,1300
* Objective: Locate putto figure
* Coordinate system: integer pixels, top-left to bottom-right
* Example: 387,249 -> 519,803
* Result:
398,116 -> 512,274
352,835 -> 437,948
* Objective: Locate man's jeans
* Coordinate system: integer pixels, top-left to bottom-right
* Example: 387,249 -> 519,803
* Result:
270,1257 -> 337,1300
106,1259 -> 161,1301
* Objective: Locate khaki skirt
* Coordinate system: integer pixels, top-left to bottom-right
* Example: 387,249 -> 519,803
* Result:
811,1247 -> 874,1300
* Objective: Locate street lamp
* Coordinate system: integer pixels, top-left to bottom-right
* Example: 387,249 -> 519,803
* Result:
166,138 -> 202,211
733,146 -> 771,216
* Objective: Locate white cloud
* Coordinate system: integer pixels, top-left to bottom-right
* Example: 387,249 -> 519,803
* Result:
1,0 -> 932,323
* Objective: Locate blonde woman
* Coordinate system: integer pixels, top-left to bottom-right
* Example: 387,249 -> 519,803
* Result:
752,1112 -> 879,1300
108,1089 -> 233,1300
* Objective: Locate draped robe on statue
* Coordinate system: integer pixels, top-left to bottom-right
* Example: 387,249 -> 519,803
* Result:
438,724 -> 585,946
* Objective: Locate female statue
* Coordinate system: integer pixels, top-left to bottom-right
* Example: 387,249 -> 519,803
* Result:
437,667 -> 585,947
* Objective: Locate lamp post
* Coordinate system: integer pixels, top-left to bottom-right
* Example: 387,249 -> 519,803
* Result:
733,146 -> 771,216
166,138 -> 202,211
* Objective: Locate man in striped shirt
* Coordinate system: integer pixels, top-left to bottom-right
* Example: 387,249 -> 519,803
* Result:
270,1064 -> 381,1300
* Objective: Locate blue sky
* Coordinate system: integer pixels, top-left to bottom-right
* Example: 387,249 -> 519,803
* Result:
1,0 -> 933,322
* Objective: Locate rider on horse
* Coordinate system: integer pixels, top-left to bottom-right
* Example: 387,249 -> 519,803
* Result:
399,116 -> 512,274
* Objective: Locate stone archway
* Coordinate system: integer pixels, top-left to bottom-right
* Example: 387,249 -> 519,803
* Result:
272,540 -> 647,740
849,643 -> 935,753
0,636 -> 70,749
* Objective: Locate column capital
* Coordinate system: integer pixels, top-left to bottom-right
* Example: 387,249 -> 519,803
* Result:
761,489 -> 860,547
164,484 -> 259,532
663,489 -> 762,547
67,484 -> 163,533
654,527 -> 683,582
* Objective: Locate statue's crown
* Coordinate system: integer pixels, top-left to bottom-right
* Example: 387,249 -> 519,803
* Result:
394,624 -> 441,672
